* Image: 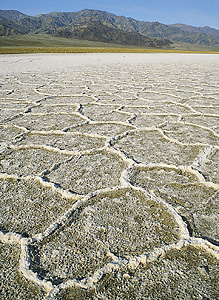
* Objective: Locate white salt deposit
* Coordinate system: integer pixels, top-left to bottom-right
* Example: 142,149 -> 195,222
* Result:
0,53 -> 218,299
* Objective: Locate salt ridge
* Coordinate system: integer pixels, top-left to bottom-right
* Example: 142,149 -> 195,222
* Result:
0,53 -> 218,299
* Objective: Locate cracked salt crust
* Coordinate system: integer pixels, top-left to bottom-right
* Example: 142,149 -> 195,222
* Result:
8,112 -> 87,131
0,242 -> 46,299
15,132 -> 106,152
129,165 -> 219,241
46,150 -> 125,195
33,187 -> 181,283
0,176 -> 76,236
0,53 -> 218,299
114,129 -> 203,166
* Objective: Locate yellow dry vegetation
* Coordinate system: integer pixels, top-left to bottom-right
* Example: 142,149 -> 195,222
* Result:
0,47 -> 219,54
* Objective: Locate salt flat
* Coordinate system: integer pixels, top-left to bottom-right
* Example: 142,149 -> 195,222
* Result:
0,53 -> 219,299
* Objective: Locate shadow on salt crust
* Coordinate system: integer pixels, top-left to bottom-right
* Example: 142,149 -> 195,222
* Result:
0,125 -> 25,143
0,243 -> 45,299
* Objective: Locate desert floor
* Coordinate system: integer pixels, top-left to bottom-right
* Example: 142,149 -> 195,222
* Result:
0,53 -> 218,299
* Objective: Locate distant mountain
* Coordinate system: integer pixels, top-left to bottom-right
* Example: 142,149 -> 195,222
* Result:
0,9 -> 219,47
170,24 -> 219,38
0,10 -> 28,21
0,15 -> 41,36
54,21 -> 172,47
0,17 -> 22,36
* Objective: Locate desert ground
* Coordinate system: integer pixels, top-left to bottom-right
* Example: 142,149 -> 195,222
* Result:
0,53 -> 218,299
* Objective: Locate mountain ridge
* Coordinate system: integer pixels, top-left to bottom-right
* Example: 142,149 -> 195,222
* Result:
54,21 -> 172,47
0,9 -> 219,47
0,10 -> 29,21
169,23 -> 219,38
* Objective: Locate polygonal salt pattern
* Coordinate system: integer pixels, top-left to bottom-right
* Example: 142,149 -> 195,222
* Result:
120,106 -> 166,115
92,245 -> 219,300
2,87 -> 42,102
36,84 -> 88,96
39,95 -> 93,105
131,114 -> 179,127
81,103 -> 118,119
15,132 -> 106,152
182,114 -> 219,128
114,130 -> 203,166
0,243 -> 45,299
8,113 -> 86,131
0,147 -> 71,177
161,122 -> 219,146
185,96 -> 219,107
30,104 -> 78,114
157,103 -> 193,114
81,104 -> 130,123
129,166 -> 219,241
0,54 -> 218,299
0,109 -> 26,122
46,151 -> 125,195
0,125 -> 25,143
194,106 -> 219,115
95,111 -> 132,123
97,96 -> 160,107
195,149 -> 219,184
68,122 -> 134,137
0,176 -> 76,236
0,102 -> 30,112
31,188 -> 180,284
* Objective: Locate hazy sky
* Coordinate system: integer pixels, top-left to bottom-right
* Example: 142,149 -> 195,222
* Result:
1,0 -> 219,29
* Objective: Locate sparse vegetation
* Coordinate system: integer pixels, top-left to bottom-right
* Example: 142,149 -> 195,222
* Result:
1,47 -> 219,54
0,33 -> 218,54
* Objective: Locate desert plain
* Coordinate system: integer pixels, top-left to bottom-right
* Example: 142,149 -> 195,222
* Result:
0,53 -> 218,299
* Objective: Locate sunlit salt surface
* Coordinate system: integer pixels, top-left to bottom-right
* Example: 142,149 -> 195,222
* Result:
0,53 -> 218,299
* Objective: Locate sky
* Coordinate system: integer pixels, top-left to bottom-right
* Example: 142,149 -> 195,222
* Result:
1,0 -> 219,29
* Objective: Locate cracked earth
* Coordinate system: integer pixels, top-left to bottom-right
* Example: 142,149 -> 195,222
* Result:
0,53 -> 218,299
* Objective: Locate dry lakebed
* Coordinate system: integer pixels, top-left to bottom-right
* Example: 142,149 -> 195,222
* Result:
0,53 -> 218,299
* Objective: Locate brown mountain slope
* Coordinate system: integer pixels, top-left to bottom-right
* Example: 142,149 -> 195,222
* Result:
54,22 -> 172,47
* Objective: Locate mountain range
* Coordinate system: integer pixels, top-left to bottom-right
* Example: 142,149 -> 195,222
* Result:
0,9 -> 219,48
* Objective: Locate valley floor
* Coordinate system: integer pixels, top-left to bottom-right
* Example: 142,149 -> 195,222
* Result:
0,53 -> 218,299
1,33 -> 219,54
